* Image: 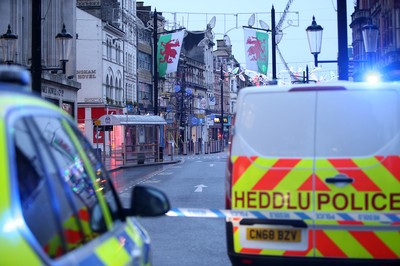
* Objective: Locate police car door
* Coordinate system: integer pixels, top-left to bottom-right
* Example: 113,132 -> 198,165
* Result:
11,109 -> 148,265
314,87 -> 400,260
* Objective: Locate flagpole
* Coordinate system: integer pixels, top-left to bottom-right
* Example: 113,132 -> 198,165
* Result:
153,8 -> 159,115
271,5 -> 277,82
220,63 -> 224,152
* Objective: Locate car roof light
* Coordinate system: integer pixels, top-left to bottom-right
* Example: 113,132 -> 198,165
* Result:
0,65 -> 32,91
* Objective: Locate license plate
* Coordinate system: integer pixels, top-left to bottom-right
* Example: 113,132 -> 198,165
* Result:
246,228 -> 301,242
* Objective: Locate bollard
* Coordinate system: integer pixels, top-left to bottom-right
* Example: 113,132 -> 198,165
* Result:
183,141 -> 187,155
168,142 -> 172,156
195,141 -> 199,155
169,142 -> 174,160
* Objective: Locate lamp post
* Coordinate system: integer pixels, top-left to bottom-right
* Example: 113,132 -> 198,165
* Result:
55,24 -> 73,74
153,9 -> 159,116
306,0 -> 349,80
1,25 -> 18,64
306,13 -> 379,81
306,16 -> 326,68
271,5 -> 277,81
220,63 -> 224,151
362,21 -> 379,70
30,21 -> 73,94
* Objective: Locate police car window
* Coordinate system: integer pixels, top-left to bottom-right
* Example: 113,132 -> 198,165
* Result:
13,117 -> 67,258
69,124 -> 120,222
13,114 -> 114,260
32,116 -> 115,244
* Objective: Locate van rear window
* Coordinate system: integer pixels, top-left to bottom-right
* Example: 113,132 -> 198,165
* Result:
235,91 -> 316,157
316,90 -> 399,157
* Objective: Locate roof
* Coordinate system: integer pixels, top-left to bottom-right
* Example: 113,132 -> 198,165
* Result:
99,114 -> 167,126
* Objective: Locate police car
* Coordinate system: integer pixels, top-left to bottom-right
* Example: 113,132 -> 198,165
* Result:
0,66 -> 170,265
226,82 -> 400,265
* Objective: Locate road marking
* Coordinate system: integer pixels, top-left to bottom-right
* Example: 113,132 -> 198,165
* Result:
194,184 -> 207,192
144,179 -> 161,183
209,164 -> 214,167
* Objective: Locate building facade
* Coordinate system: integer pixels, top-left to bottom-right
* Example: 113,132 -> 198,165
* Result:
0,0 -> 81,118
76,0 -> 136,154
350,0 -> 400,81
136,2 -> 155,114
212,39 -> 239,145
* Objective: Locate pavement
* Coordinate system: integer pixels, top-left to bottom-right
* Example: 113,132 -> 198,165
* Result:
102,143 -> 228,172
103,152 -> 182,172
103,148 -> 228,172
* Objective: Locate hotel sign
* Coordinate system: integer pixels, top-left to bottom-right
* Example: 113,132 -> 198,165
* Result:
77,69 -> 96,79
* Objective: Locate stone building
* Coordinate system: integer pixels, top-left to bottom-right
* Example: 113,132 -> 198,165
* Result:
76,0 -> 137,153
0,0 -> 80,119
350,0 -> 400,81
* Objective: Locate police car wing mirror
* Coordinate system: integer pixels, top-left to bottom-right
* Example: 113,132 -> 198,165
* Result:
325,174 -> 354,187
127,185 -> 170,217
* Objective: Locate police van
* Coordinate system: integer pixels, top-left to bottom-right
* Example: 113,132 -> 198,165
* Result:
226,82 -> 400,265
0,65 -> 170,265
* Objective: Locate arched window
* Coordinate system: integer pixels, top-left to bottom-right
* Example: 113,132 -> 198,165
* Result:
111,76 -> 115,103
119,78 -> 122,103
106,39 -> 112,60
116,44 -> 121,64
106,75 -> 110,101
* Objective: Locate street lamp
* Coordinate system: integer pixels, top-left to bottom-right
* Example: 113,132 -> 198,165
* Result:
306,15 -> 379,76
306,16 -> 331,67
362,22 -> 379,53
55,24 -> 73,74
220,62 -> 224,151
362,21 -> 379,71
1,25 -> 18,64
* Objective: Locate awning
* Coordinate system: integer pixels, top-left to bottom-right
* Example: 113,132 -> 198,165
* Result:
98,114 -> 167,126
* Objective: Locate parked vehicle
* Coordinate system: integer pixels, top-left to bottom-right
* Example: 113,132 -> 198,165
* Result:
226,82 -> 400,265
0,66 -> 170,265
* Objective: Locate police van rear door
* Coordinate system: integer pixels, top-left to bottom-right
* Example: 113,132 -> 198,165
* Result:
314,86 -> 400,260
230,87 -> 318,257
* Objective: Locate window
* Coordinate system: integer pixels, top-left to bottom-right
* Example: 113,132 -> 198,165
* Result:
138,52 -> 152,71
13,113 -> 120,259
116,44 -> 121,64
106,39 -> 112,60
138,28 -> 151,44
106,75 -> 110,100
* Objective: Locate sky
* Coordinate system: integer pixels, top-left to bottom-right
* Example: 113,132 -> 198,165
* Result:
141,0 -> 356,82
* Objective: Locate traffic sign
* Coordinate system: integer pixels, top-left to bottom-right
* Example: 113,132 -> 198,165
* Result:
191,116 -> 198,125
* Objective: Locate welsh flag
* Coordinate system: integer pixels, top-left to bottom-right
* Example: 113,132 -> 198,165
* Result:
157,30 -> 185,78
243,28 -> 269,75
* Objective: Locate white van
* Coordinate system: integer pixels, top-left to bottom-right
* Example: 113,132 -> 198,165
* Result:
226,82 -> 400,265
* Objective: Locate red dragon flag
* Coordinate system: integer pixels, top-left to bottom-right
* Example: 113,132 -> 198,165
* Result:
243,28 -> 269,75
157,30 -> 185,78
